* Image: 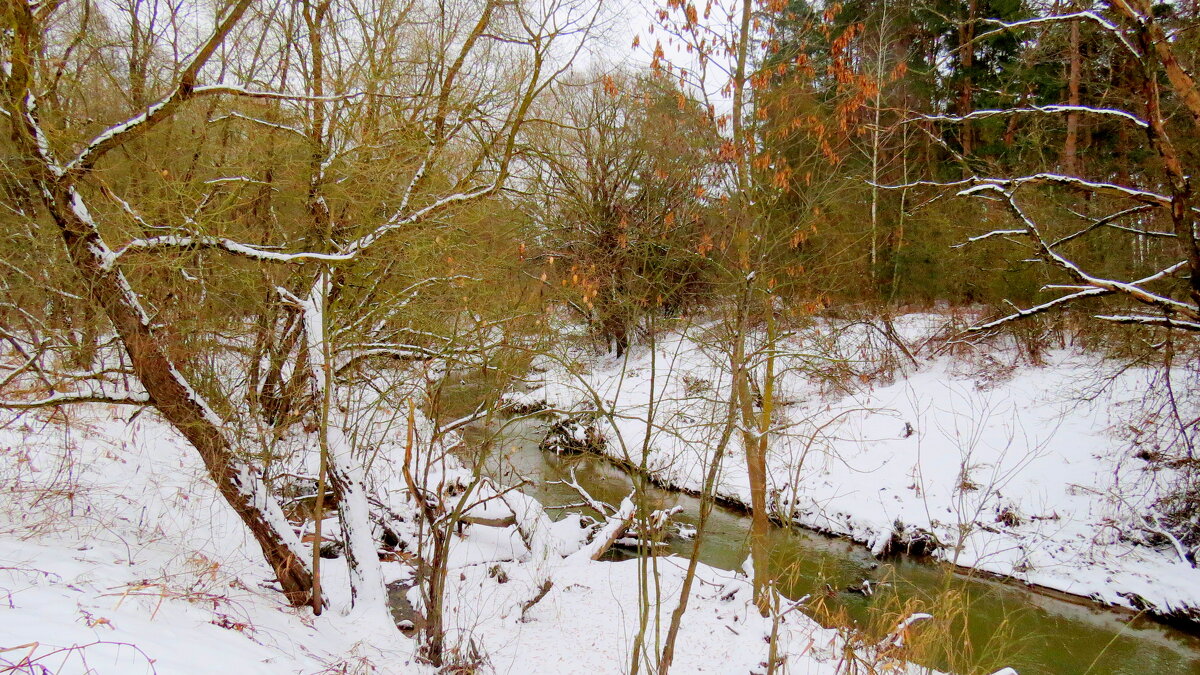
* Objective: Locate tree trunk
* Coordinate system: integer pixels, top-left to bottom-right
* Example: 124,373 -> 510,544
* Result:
48,184 -> 315,607
0,0 -> 312,607
1063,17 -> 1081,174
957,0 -> 977,160
732,278 -> 771,616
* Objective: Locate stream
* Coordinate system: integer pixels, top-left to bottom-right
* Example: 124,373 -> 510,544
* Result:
456,416 -> 1200,675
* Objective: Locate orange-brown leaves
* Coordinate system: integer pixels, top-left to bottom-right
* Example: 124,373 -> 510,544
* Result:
602,75 -> 620,98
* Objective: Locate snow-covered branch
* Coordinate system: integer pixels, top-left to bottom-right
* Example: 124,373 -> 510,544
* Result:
211,112 -> 308,139
1011,194 -> 1194,315
956,228 -> 1025,246
343,182 -> 498,258
974,11 -> 1138,59
884,173 -> 1177,212
335,344 -> 483,369
109,236 -> 355,269
962,180 -> 1199,327
106,199 -> 500,271
1093,314 -> 1200,332
70,83 -> 366,177
0,390 -> 150,409
962,174 -> 1173,208
969,289 -> 1111,332
879,612 -> 933,650
909,105 -> 1148,129
1052,205 -> 1162,249
65,0 -> 254,176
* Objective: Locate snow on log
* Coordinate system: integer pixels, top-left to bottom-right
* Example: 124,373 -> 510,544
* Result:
569,495 -> 636,562
500,489 -> 566,564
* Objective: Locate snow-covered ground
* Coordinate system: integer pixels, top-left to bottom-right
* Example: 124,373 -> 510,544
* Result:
0,398 -> 930,673
0,407 -> 411,673
508,313 -> 1200,621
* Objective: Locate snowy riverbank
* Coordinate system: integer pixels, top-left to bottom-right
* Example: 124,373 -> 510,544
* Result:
0,400 -> 936,673
507,313 -> 1200,624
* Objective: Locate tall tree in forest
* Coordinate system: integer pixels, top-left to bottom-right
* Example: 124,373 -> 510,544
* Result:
534,71 -> 720,356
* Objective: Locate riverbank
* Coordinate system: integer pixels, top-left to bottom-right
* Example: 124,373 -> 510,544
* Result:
466,417 -> 1200,674
0,399 -> 932,673
505,313 -> 1200,626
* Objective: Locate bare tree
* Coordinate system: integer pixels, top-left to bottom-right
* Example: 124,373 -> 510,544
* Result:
0,0 -> 600,620
0,0 -> 321,606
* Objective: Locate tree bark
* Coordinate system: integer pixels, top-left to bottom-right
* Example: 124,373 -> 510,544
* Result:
1063,17 -> 1081,174
1,0 -> 313,607
957,0 -> 978,160
51,186 -> 316,606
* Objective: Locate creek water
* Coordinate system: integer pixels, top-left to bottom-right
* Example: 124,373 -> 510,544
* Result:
456,416 -> 1200,675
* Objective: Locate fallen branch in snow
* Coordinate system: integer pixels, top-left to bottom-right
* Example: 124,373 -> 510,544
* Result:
589,516 -> 635,560
1146,511 -> 1194,568
572,494 -> 636,561
0,640 -> 158,673
519,579 -> 554,622
646,505 -> 684,535
1090,487 -> 1197,568
460,514 -> 518,528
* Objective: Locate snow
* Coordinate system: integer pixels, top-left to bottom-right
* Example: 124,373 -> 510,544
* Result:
0,386 -> 913,673
441,555 -> 833,674
510,313 -> 1200,619
0,406 -> 411,674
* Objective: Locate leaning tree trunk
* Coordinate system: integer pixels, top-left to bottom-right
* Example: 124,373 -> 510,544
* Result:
1,0 -> 313,607
48,183 -> 316,607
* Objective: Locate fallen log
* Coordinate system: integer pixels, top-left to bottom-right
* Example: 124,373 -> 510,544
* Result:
461,513 -> 518,528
